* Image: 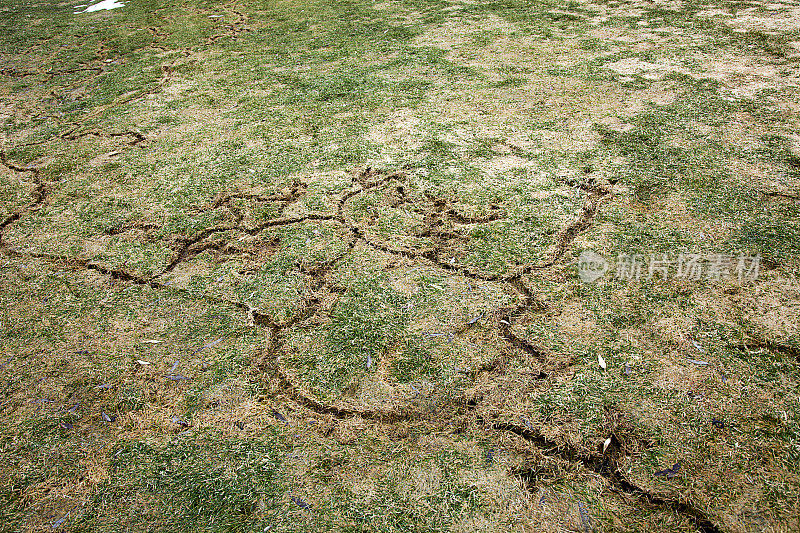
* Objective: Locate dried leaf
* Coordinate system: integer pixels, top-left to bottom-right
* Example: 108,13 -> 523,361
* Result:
51,510 -> 71,529
654,462 -> 681,478
291,496 -> 311,509
467,314 -> 483,325
191,337 -> 223,356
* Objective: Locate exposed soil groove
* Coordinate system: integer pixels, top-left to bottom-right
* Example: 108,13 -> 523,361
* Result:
765,190 -> 800,201
0,248 -> 255,315
209,180 -> 307,209
161,225 -> 241,274
0,212 -> 22,234
733,340 -> 800,362
498,325 -> 549,362
491,421 -> 570,457
207,7 -> 251,44
108,131 -> 147,145
418,248 -> 500,280
0,163 -> 620,490
0,164 -> 609,378
301,237 -> 358,290
1,160 -> 726,531
100,221 -> 161,237
338,168 -> 527,284
439,184 -> 610,283
84,262 -> 163,288
248,213 -> 339,232
0,248 -> 157,288
61,129 -> 146,146
163,238 -> 232,272
609,474 -> 721,533
503,186 -> 612,284
274,363 -> 414,422
337,168 -> 408,214
3,4 -> 252,167
249,232 -> 417,422
0,68 -> 37,78
0,65 -> 102,80
497,419 -> 721,532
549,187 -> 610,262
446,206 -> 507,224
0,152 -> 46,239
349,224 -> 424,258
7,25 -> 191,151
0,152 -> 39,174
251,166 -> 609,422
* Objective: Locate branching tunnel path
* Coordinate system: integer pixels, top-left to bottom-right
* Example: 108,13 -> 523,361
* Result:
0,149 -> 720,531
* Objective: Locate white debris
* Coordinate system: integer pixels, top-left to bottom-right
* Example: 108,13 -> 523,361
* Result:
691,340 -> 705,352
75,0 -> 125,13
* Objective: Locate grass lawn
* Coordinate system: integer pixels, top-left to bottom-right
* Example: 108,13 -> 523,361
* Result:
1,0 -> 799,531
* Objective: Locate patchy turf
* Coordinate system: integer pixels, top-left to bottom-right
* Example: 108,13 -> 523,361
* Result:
1,0 -> 799,531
